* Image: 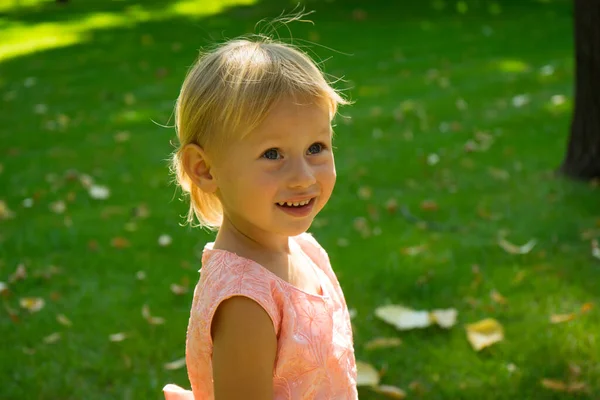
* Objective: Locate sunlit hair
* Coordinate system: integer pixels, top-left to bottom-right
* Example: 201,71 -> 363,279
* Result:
170,35 -> 348,229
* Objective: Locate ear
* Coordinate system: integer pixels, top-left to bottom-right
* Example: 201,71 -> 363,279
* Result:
181,143 -> 218,193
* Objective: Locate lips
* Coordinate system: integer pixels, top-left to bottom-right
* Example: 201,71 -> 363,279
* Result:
275,197 -> 316,217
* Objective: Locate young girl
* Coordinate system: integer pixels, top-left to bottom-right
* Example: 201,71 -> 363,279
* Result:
162,33 -> 357,400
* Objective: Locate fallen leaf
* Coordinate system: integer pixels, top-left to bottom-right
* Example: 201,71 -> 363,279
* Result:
136,271 -> 146,280
142,304 -> 165,325
550,313 -> 575,324
581,302 -> 593,313
465,318 -> 504,351
364,337 -> 402,350
109,332 -> 128,342
0,282 -> 8,295
498,236 -> 536,254
512,270 -> 526,284
375,305 -> 431,330
357,186 -> 372,200
19,297 -> 45,313
511,94 -> 530,107
541,379 -> 567,391
356,361 -> 380,386
43,332 -> 61,344
430,308 -> 458,328
372,385 -> 406,399
401,245 -> 427,256
133,203 -> 150,219
385,198 -> 398,214
592,240 -> 600,260
88,185 -> 110,200
490,289 -> 508,305
0,200 -> 15,220
427,153 -> 440,166
488,167 -> 510,181
565,381 -> 588,393
79,174 -> 94,188
420,200 -> 438,212
158,234 -> 172,247
164,357 -> 187,370
353,217 -> 370,236
111,237 -> 130,249
408,380 -> 426,395
49,200 -> 66,214
170,283 -> 187,295
56,314 -> 72,327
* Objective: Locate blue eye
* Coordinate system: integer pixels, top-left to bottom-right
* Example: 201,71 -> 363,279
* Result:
262,148 -> 281,160
308,142 -> 325,155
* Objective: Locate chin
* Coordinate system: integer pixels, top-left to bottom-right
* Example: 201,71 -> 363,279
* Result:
277,221 -> 313,237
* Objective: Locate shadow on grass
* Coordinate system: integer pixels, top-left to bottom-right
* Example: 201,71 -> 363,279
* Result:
1,0 -> 597,399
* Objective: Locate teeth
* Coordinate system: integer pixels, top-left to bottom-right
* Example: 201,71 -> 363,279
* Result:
277,199 -> 312,207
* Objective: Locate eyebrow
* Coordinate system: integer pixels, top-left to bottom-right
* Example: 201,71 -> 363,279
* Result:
258,126 -> 332,142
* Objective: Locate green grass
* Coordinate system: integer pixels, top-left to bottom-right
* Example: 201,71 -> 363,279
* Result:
1,0 -> 599,399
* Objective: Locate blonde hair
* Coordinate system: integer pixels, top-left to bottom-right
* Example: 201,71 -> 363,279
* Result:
171,35 -> 348,229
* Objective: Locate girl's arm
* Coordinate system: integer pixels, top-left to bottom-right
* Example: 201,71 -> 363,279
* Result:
211,296 -> 277,400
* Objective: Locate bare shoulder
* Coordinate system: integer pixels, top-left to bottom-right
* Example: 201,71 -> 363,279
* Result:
211,296 -> 277,400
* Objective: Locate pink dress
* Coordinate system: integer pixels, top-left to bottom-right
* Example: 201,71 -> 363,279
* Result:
163,232 -> 358,399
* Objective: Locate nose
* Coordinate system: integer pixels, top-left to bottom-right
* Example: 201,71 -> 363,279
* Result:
287,157 -> 316,189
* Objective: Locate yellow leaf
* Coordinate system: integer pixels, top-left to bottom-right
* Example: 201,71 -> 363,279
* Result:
356,360 -> 380,386
430,308 -> 458,328
142,304 -> 165,325
375,305 -> 431,330
372,384 -> 406,398
512,270 -> 526,284
581,302 -> 593,313
109,332 -> 128,342
56,314 -> 72,327
148,316 -> 165,325
498,236 -> 536,254
550,313 -> 575,324
164,357 -> 187,370
0,200 -> 15,220
385,198 -> 398,214
111,237 -> 130,248
541,379 -> 567,391
43,332 -> 61,344
357,186 -> 372,200
490,289 -> 508,305
465,318 -> 504,351
591,239 -> 600,260
364,337 -> 402,350
19,297 -> 45,313
9,263 -> 27,283
401,244 -> 427,256
420,200 -> 438,212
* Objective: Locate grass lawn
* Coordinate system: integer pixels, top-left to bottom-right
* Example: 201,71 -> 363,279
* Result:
1,0 -> 599,399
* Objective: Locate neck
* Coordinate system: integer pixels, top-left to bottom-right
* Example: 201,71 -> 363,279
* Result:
214,214 -> 292,256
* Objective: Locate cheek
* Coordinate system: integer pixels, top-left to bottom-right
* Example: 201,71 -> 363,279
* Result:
318,161 -> 336,194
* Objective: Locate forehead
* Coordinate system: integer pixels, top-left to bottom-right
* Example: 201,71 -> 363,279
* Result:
247,97 -> 332,142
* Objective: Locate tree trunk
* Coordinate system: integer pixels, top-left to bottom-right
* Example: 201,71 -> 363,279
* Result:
559,0 -> 600,180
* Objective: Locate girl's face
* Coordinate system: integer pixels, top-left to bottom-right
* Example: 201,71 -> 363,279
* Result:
211,97 -> 336,242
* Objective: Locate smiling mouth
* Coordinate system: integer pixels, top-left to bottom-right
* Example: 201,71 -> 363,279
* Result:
276,198 -> 315,208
